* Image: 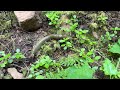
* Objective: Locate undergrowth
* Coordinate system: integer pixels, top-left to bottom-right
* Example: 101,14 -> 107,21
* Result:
1,11 -> 120,79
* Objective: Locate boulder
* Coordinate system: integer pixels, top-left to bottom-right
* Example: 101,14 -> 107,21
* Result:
14,11 -> 42,31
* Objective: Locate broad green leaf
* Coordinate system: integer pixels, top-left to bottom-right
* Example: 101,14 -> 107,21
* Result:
65,63 -> 95,79
28,74 -> 33,78
35,72 -> 40,76
4,53 -> 11,59
0,64 -> 5,68
118,39 -> 120,45
109,41 -> 120,54
44,64 -> 49,69
73,15 -> 77,19
0,57 -> 4,61
95,56 -> 101,61
8,59 -> 13,63
111,27 -> 120,31
102,58 -> 117,76
35,75 -> 44,79
0,51 -> 5,56
16,49 -> 20,53
64,46 -> 67,50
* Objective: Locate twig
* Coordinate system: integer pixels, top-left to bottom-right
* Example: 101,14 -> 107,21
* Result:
11,37 -> 16,52
11,64 -> 24,69
95,50 -> 106,59
23,62 -> 30,77
0,41 -> 10,53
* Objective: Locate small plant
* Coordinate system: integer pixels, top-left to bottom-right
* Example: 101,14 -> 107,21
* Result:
12,49 -> 25,59
28,55 -> 54,79
109,39 -> 120,54
100,58 -> 120,79
75,29 -> 89,43
33,55 -> 53,69
111,27 -> 120,31
46,62 -> 95,79
45,11 -> 61,28
78,48 -> 101,63
0,51 -> 11,68
0,49 -> 25,68
100,31 -> 117,43
97,11 -> 108,25
59,54 -> 81,67
59,38 -> 72,50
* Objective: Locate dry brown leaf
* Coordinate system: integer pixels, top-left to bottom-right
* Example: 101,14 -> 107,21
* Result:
92,31 -> 99,39
60,15 -> 69,25
7,68 -> 24,79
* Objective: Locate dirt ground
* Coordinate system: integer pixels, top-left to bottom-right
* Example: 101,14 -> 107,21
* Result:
1,11 -> 120,79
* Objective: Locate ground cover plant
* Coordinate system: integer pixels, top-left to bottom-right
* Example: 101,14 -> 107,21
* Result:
0,11 -> 120,79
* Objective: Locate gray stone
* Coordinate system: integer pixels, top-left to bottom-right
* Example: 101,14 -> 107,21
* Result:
14,11 -> 43,31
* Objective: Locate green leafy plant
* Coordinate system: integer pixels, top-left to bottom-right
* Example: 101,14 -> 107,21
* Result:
0,49 -> 25,68
0,51 -> 11,68
100,58 -> 120,79
33,55 -> 53,69
111,27 -> 120,31
78,48 -> 101,63
45,11 -> 61,28
59,54 -> 81,67
97,12 -> 108,25
101,31 -> 117,43
109,39 -> 120,54
59,38 -> 72,50
28,55 -> 54,79
46,62 -> 95,79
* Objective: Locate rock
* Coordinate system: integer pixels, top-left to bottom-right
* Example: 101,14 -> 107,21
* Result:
14,11 -> 42,31
7,68 -> 24,79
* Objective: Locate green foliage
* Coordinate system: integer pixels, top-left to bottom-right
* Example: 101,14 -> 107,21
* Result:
28,55 -> 54,79
0,51 -> 11,68
59,54 -> 81,67
46,62 -> 95,79
94,56 -> 101,61
12,49 -> 25,59
78,48 -> 101,63
100,58 -> 120,79
97,11 -> 108,25
45,11 -> 61,28
32,55 -> 53,69
101,31 -> 117,43
100,58 -> 117,76
0,49 -> 25,68
111,27 -> 120,31
41,44 -> 53,54
59,38 -> 72,50
109,39 -> 120,54
28,11 -> 120,79
75,29 -> 92,44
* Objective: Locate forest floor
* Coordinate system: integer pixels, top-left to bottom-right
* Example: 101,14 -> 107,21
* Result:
0,11 -> 120,79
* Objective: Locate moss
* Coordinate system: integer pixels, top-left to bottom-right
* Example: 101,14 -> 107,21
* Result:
0,11 -> 17,31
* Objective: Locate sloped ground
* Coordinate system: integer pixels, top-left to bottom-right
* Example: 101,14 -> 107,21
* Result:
0,11 -> 120,79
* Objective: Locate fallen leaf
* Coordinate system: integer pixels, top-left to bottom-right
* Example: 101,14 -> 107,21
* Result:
92,31 -> 99,39
7,68 -> 24,79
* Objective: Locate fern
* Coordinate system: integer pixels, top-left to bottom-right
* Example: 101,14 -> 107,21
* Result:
59,54 -> 81,67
